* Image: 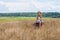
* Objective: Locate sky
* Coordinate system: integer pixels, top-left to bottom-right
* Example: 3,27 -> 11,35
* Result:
0,0 -> 60,13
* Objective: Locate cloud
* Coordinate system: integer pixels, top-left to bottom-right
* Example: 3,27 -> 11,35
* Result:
5,2 -> 55,12
0,0 -> 33,2
0,1 -> 5,5
30,1 -> 57,12
0,1 -> 9,13
5,2 -> 38,12
0,0 -> 60,12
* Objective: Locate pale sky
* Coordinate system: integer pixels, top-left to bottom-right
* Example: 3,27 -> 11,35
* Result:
0,0 -> 60,13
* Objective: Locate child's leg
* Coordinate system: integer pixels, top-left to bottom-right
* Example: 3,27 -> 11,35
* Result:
40,20 -> 44,26
41,22 -> 42,26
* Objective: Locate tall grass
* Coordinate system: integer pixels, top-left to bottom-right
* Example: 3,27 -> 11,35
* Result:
0,17 -> 60,40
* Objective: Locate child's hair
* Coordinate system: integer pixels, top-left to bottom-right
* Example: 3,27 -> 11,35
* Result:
37,11 -> 41,17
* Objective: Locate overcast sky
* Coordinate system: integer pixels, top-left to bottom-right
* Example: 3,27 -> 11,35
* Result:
0,0 -> 60,13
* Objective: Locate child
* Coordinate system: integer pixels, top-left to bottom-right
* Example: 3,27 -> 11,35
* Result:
36,11 -> 43,27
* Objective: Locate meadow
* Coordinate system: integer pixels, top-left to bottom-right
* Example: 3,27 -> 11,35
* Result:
0,17 -> 60,40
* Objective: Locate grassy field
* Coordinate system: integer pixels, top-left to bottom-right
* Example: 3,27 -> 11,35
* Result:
0,17 -> 60,40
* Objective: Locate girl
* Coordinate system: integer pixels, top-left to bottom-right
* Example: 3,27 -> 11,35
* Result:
36,11 -> 43,27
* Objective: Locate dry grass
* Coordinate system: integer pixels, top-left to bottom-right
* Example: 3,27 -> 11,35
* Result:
0,18 -> 60,40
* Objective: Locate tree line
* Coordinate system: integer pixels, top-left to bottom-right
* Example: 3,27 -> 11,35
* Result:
0,12 -> 60,18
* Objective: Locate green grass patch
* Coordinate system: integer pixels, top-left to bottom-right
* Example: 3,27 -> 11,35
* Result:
0,17 -> 59,23
0,17 -> 36,22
